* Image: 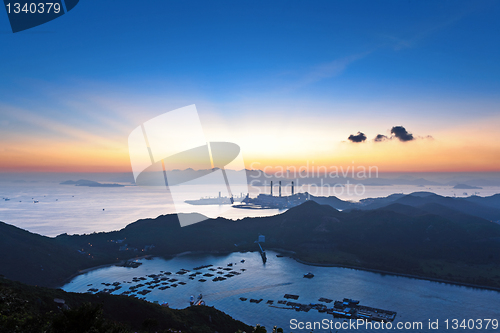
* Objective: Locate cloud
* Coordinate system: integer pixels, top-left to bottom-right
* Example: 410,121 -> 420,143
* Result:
390,126 -> 414,142
287,50 -> 374,90
348,126 -> 431,143
374,134 -> 389,142
348,132 -> 367,143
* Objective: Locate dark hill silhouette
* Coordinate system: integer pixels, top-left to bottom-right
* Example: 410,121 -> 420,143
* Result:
371,203 -> 428,217
308,194 -> 356,210
464,193 -> 500,210
2,199 -> 500,289
416,202 -> 494,226
0,222 -> 97,287
394,194 -> 500,221
357,192 -> 500,221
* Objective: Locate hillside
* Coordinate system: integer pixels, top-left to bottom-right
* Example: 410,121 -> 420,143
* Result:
0,277 -> 251,333
347,192 -> 500,221
0,221 -> 111,287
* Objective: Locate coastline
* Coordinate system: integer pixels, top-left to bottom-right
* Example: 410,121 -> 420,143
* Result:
292,258 -> 500,293
59,255 -> 153,288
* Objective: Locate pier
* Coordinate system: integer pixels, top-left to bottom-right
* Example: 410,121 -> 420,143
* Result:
257,242 -> 267,264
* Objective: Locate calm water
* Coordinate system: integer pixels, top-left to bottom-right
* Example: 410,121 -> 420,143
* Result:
1,182 -> 498,236
63,251 -> 500,332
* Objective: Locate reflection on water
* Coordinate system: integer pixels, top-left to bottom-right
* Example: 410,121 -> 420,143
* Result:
63,251 -> 500,332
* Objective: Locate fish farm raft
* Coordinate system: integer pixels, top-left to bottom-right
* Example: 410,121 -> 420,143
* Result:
241,295 -> 397,322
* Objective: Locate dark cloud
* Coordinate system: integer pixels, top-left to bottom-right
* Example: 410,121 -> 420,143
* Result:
390,126 -> 414,142
374,134 -> 388,142
348,132 -> 367,143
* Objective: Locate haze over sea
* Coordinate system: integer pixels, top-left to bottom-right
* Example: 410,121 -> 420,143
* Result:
1,177 -> 499,236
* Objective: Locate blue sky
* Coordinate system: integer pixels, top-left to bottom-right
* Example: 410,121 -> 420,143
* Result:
0,0 -> 499,172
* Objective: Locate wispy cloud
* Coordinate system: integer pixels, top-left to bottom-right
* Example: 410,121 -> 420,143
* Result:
282,50 -> 373,92
301,51 -> 372,85
380,12 -> 466,51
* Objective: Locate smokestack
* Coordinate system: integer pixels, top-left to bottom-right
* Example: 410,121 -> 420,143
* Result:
292,181 -> 294,196
270,181 -> 273,196
279,181 -> 282,197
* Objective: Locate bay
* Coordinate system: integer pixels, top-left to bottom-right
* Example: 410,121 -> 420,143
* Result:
63,251 -> 500,332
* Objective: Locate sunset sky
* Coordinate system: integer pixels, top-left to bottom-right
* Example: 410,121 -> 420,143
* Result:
0,1 -> 499,173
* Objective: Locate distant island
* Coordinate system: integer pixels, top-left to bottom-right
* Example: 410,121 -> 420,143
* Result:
453,184 -> 482,189
60,179 -> 124,187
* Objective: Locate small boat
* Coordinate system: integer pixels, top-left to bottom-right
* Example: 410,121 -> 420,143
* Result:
304,272 -> 314,278
240,259 -> 245,263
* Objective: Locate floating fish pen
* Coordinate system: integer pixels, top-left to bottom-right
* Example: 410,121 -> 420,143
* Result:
244,295 -> 396,322
318,297 -> 333,303
212,276 -> 226,282
249,299 -> 263,303
330,299 -> 396,322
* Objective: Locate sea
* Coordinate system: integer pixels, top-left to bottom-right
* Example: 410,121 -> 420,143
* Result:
2,180 -> 500,332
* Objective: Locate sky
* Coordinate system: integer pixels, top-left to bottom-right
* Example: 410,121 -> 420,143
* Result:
0,0 -> 499,173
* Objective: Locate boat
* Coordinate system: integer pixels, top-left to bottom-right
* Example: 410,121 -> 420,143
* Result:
304,272 -> 314,278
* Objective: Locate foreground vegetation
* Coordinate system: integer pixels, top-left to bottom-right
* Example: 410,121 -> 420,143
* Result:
0,277 -> 252,333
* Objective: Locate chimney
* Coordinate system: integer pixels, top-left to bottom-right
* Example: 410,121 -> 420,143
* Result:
270,181 -> 273,196
279,181 -> 282,197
